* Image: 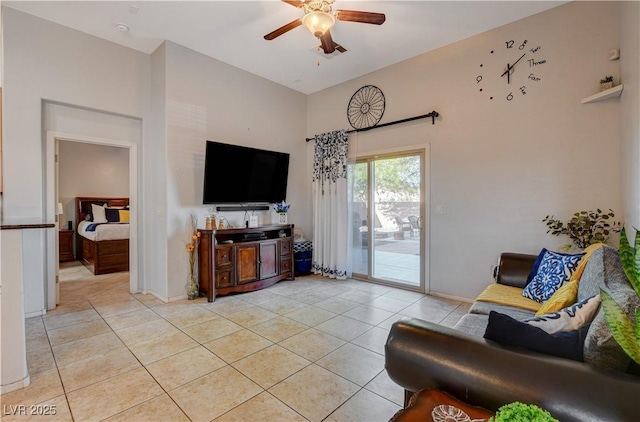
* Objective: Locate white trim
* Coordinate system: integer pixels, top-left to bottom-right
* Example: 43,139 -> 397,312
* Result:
1,375 -> 31,395
351,143 -> 431,294
429,291 -> 475,304
24,310 -> 46,318
45,131 -> 139,310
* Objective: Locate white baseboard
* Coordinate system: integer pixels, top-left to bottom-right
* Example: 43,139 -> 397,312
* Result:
1,374 -> 30,395
24,309 -> 46,318
429,291 -> 474,304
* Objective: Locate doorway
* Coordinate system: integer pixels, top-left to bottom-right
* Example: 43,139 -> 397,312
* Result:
349,150 -> 427,291
45,132 -> 138,310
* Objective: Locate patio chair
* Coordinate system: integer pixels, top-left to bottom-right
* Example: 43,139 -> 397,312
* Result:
407,215 -> 420,238
394,217 -> 411,239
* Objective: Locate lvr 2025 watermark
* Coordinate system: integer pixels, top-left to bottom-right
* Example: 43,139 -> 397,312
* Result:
3,405 -> 57,416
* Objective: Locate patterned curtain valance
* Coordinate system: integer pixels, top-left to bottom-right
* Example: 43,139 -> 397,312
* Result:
312,130 -> 349,194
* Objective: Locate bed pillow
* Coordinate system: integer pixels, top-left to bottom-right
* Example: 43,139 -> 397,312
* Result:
91,203 -> 107,223
484,311 -> 589,361
525,294 -> 600,334
105,207 -> 121,222
119,210 -> 130,223
522,250 -> 584,303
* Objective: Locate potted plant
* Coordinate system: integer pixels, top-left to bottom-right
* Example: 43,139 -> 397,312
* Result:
274,201 -> 290,224
600,75 -> 615,91
601,226 -> 640,365
490,402 -> 558,422
542,209 -> 620,251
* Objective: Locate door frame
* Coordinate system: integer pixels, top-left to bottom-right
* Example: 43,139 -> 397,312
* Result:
45,131 -> 138,310
350,144 -> 430,293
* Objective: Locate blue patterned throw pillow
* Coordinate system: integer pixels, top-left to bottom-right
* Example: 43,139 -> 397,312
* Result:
526,248 -> 548,285
522,250 -> 584,303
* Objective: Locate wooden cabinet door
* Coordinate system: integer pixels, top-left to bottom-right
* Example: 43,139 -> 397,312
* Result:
259,241 -> 278,279
236,244 -> 259,284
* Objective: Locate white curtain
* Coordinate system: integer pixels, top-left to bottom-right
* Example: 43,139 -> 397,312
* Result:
312,130 -> 350,279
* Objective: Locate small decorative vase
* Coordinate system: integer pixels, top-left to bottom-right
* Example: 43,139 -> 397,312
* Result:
186,274 -> 199,300
600,81 -> 614,91
279,213 -> 288,224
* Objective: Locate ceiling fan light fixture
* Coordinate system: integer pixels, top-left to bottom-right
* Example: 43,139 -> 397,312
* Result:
301,11 -> 335,38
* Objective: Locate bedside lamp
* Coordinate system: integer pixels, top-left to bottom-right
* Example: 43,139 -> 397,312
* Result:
57,202 -> 63,226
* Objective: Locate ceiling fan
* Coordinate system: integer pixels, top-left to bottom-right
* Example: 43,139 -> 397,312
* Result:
264,0 -> 386,54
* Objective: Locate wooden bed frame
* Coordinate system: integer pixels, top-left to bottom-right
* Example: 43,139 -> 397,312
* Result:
75,197 -> 130,275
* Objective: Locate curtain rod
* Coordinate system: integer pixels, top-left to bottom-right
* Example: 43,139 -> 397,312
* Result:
305,110 -> 439,142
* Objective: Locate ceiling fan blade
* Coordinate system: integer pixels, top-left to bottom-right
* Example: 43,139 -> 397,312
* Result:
335,10 -> 386,25
320,30 -> 336,54
281,0 -> 304,8
264,19 -> 302,40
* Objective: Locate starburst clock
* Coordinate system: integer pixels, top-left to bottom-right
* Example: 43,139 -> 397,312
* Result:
475,38 -> 547,101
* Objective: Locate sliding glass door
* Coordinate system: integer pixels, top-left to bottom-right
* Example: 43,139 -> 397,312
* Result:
349,151 -> 425,290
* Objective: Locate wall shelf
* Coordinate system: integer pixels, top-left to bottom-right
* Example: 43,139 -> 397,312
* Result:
581,84 -> 624,104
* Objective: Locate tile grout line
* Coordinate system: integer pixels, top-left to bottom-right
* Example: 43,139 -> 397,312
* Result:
44,286 -> 171,420
139,295 -> 312,421
180,291 -> 390,420
34,272 -> 458,421
109,295 -> 194,421
45,298 -> 110,422
123,294 -> 314,421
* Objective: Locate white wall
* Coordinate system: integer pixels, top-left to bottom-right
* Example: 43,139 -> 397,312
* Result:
163,41 -> 308,299
2,7 -> 150,312
620,1 -> 640,231
2,6 -> 308,305
58,141 -> 130,228
43,102 -> 140,233
146,42 -> 169,299
3,2 -> 636,307
308,1 -> 624,299
2,8 -> 149,217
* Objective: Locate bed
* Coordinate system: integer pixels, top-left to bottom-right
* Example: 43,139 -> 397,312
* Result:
75,197 -> 130,275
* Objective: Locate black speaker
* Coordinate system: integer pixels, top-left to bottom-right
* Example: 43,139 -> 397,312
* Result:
67,221 -> 72,230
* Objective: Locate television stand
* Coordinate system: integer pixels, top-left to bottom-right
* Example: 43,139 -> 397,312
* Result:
197,224 -> 295,302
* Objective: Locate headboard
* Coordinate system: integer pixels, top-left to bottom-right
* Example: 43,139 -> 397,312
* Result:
75,197 -> 129,227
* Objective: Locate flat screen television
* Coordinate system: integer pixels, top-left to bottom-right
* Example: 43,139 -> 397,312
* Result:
202,141 -> 290,204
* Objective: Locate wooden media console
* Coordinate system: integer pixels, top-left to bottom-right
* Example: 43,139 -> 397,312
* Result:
197,224 -> 295,302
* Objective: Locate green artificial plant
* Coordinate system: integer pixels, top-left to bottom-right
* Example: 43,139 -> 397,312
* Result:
601,226 -> 640,365
490,402 -> 558,422
542,209 -> 620,250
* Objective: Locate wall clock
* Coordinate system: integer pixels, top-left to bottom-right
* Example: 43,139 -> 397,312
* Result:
475,38 -> 547,101
347,85 -> 385,130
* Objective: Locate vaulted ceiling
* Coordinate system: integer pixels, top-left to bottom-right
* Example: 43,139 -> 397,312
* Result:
5,1 -> 566,94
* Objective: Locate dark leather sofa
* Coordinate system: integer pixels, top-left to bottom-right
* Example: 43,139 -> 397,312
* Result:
385,249 -> 640,421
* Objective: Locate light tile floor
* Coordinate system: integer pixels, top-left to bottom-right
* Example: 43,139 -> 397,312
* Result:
2,264 -> 470,422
